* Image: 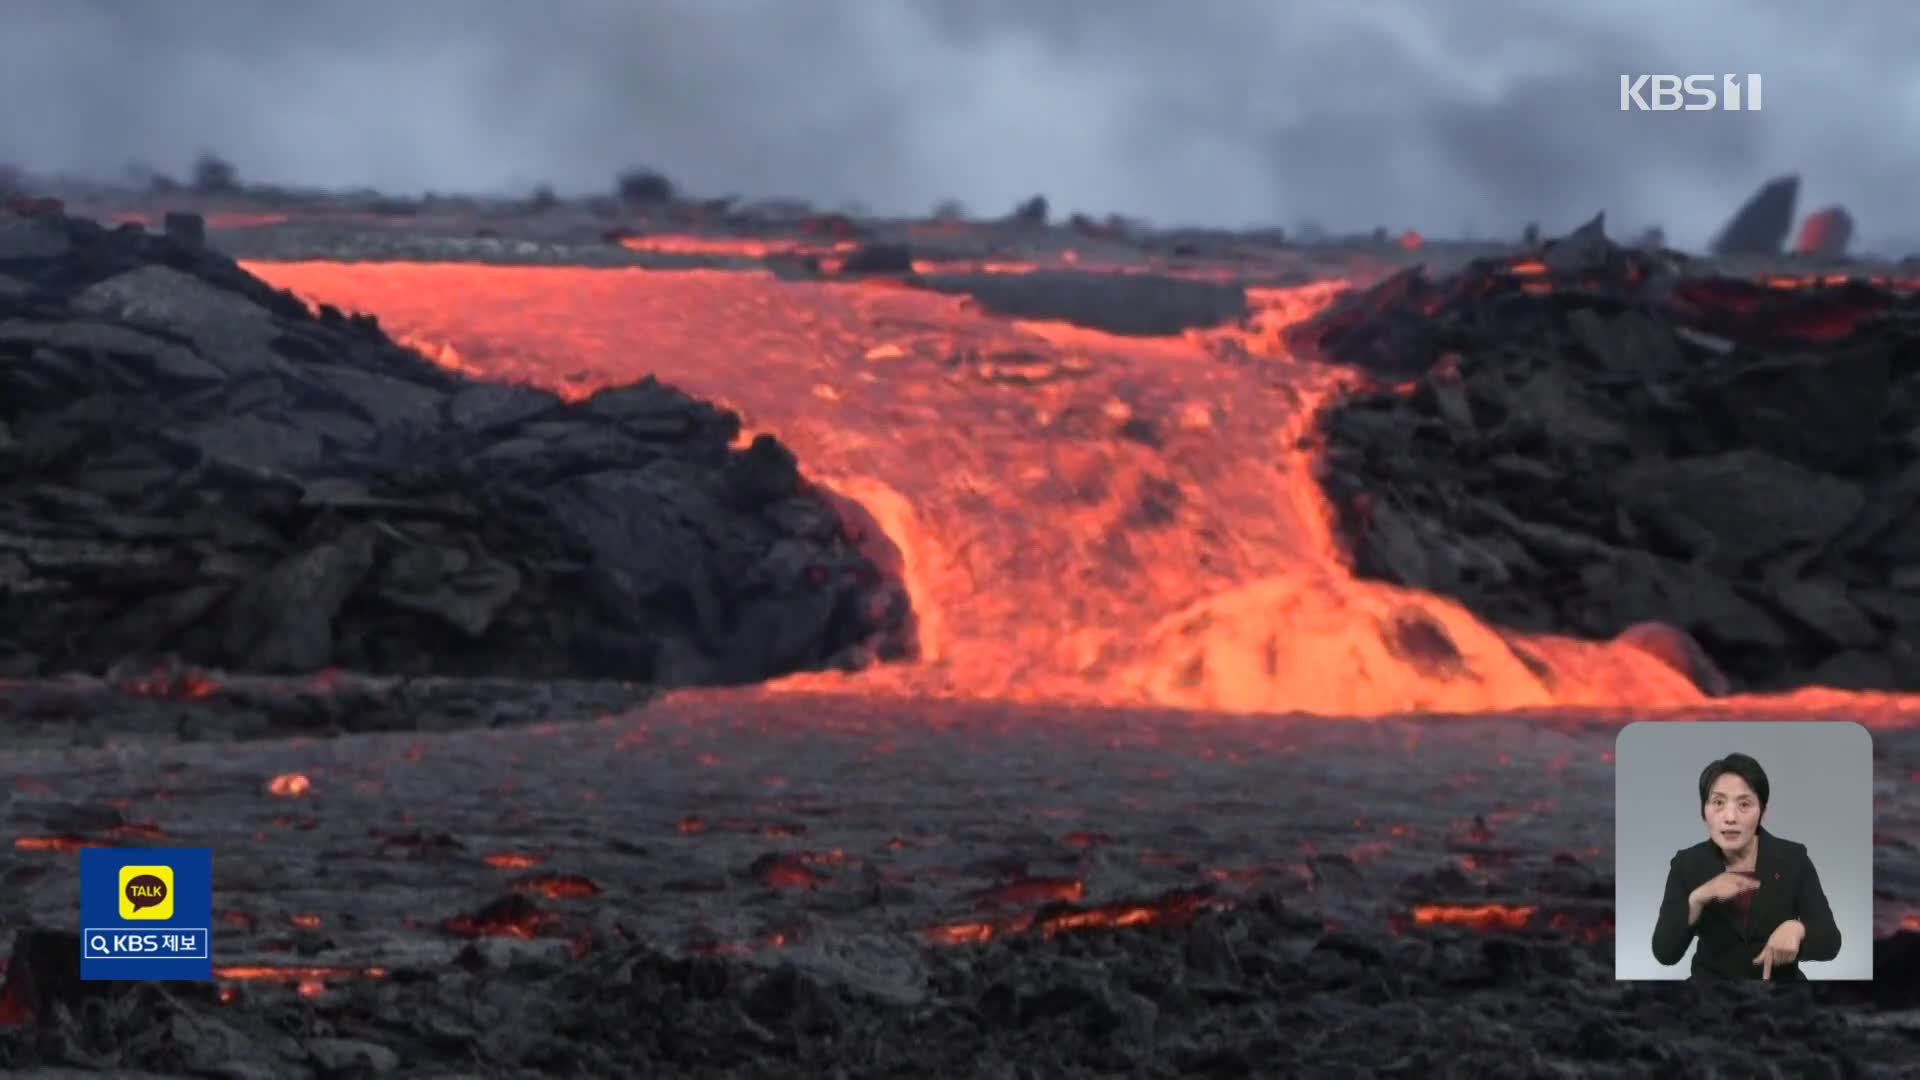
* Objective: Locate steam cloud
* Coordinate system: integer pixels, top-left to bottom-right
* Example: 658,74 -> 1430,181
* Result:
3,0 -> 1916,252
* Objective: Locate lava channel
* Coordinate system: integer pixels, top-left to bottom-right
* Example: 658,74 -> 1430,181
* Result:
248,258 -> 1920,721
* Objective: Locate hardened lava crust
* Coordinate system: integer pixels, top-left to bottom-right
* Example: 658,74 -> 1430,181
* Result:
1,694 -> 1918,1077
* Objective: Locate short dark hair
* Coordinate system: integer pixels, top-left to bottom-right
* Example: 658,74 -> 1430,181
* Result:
1698,753 -> 1770,818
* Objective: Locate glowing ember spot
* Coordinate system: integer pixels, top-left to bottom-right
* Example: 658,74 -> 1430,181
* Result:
750,853 -> 830,889
12,834 -> 106,852
1460,817 -> 1496,844
927,890 -> 1229,946
974,877 -> 1087,909
107,823 -> 167,842
121,665 -> 220,700
1034,892 -> 1226,938
289,914 -> 321,930
266,773 -> 310,798
214,964 -> 386,983
1398,230 -> 1424,250
1548,911 -> 1615,944
1410,903 -> 1539,931
926,921 -> 1000,946
677,816 -> 707,834
0,984 -> 30,1026
1904,913 -> 1920,932
510,873 -> 602,900
482,852 -> 541,869
1063,830 -> 1114,849
445,895 -> 557,939
1206,865 -> 1283,886
1346,841 -> 1395,864
219,911 -> 257,931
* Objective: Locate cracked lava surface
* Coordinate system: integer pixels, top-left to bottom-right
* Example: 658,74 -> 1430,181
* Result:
3,692 -> 1914,1005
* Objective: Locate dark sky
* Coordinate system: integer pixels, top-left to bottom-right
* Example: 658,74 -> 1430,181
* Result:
5,0 -> 1916,252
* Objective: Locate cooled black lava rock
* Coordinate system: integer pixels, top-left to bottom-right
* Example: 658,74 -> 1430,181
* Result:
3,909 -> 1914,1077
1296,217 -> 1920,693
0,207 -> 915,686
915,270 -> 1251,337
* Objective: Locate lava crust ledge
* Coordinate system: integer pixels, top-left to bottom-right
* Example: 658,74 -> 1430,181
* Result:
0,206 -> 914,697
1301,217 -> 1920,695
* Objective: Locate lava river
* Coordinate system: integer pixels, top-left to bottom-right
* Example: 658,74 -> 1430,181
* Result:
247,260 -> 1920,721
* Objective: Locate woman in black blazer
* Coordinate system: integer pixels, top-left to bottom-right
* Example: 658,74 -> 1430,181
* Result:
1650,752 -> 1842,980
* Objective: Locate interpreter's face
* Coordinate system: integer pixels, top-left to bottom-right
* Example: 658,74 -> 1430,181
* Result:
1704,774 -> 1762,855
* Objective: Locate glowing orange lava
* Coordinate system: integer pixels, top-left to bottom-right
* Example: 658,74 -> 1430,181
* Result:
926,889 -> 1228,946
245,259 -> 1920,720
216,964 -> 386,984
266,773 -> 311,798
1410,903 -> 1538,931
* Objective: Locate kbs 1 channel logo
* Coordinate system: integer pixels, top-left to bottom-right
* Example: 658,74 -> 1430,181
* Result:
1620,74 -> 1764,112
79,847 -> 214,981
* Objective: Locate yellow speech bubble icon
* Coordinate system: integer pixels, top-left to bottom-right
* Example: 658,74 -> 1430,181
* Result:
118,864 -> 174,920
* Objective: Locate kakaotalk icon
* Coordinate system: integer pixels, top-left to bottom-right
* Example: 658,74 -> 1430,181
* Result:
1619,74 -> 1764,112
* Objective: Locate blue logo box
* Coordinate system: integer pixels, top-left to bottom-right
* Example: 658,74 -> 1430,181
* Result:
79,847 -> 213,981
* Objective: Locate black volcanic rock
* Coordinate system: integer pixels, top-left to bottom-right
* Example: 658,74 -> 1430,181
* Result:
1711,175 -> 1799,257
1294,217 -> 1920,693
915,270 -> 1251,337
0,207 -> 914,687
839,242 -> 915,275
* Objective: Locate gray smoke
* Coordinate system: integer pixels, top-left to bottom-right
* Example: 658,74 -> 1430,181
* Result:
3,0 -> 1915,252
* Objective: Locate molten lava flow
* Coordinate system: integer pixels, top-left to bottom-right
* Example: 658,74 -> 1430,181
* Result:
926,889 -> 1229,946
215,964 -> 386,997
248,259 -> 1920,718
1410,903 -> 1537,931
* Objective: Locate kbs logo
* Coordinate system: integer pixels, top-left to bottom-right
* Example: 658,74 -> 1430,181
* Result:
1619,74 -> 1763,112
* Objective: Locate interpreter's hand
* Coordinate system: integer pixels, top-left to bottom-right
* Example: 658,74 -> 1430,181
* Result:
1754,919 -> 1805,980
1693,871 -> 1762,905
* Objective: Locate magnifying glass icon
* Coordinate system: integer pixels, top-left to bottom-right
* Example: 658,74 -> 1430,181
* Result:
87,934 -> 108,955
